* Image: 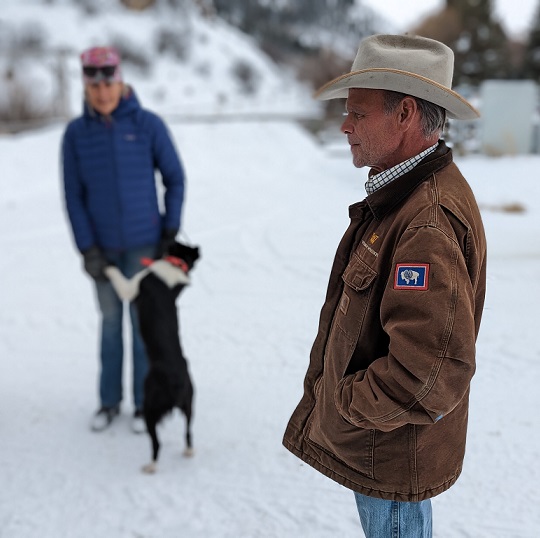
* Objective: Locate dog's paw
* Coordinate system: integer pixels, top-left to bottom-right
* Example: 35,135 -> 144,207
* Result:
141,462 -> 157,474
183,447 -> 195,458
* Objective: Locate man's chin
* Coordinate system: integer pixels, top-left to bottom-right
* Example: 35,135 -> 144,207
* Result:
352,158 -> 368,169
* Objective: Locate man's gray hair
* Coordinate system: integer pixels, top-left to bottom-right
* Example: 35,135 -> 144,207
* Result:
383,90 -> 446,138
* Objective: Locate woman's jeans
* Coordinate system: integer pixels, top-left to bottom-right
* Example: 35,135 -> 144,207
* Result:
354,491 -> 432,538
94,245 -> 155,411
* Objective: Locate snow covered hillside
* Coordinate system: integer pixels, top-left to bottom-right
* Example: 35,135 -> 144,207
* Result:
0,120 -> 539,537
0,0 -> 317,122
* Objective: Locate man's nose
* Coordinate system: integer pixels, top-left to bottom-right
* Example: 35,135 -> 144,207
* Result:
341,115 -> 353,134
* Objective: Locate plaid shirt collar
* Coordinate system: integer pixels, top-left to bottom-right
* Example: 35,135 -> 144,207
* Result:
365,143 -> 439,196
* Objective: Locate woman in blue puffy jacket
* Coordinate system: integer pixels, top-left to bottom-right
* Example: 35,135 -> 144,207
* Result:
61,46 -> 185,434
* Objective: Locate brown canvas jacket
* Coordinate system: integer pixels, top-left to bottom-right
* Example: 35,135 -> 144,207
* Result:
283,142 -> 487,502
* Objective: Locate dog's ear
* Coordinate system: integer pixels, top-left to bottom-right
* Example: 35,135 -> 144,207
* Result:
168,241 -> 184,258
169,241 -> 200,265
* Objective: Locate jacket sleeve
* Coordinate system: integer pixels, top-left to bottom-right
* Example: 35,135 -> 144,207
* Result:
151,115 -> 185,231
334,223 -> 477,431
61,123 -> 96,252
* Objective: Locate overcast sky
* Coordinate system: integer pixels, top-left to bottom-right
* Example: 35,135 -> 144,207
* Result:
364,0 -> 538,38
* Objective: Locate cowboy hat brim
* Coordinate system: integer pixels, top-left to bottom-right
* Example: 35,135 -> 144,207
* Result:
314,68 -> 480,120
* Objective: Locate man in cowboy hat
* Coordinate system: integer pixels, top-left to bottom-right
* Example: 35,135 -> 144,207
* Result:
283,34 -> 486,537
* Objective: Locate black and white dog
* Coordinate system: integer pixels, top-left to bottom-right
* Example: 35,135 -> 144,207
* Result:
105,242 -> 200,473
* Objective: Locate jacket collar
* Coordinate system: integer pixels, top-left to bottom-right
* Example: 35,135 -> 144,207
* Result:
83,85 -> 140,121
349,141 -> 453,220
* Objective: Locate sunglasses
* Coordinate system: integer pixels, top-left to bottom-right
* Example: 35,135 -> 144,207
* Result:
82,65 -> 117,78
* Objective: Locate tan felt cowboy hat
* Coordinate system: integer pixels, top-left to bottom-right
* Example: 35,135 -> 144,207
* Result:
315,34 -> 479,120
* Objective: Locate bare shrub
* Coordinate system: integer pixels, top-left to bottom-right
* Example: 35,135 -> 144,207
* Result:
195,62 -> 211,77
231,59 -> 259,95
110,38 -> 151,73
194,0 -> 216,18
74,0 -> 102,16
296,48 -> 353,117
0,69 -> 49,130
120,0 -> 156,10
17,25 -> 46,55
155,27 -> 191,61
0,21 -> 56,131
480,202 -> 527,213
502,203 -> 527,213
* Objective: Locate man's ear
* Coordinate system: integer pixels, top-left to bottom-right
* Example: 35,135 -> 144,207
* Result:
397,96 -> 419,131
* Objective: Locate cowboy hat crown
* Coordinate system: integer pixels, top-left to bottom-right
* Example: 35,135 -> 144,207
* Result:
315,34 -> 479,120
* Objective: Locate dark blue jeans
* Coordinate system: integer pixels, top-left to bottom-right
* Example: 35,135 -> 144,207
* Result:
94,245 -> 155,410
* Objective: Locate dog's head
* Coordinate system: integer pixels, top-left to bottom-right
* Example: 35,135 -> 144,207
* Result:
167,241 -> 200,272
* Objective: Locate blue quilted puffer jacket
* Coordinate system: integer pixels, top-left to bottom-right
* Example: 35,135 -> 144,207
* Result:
62,87 -> 185,253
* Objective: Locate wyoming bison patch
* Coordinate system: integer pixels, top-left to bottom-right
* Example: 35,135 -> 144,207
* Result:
394,264 -> 429,290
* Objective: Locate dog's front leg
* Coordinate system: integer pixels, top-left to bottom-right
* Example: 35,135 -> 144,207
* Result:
105,266 -> 148,302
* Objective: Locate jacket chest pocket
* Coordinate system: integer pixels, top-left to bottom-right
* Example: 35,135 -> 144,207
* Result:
324,255 -> 377,383
333,255 -> 377,343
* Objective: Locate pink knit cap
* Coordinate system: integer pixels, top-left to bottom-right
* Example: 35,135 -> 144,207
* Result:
80,46 -> 123,84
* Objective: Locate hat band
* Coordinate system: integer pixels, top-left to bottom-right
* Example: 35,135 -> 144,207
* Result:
314,67 -> 479,118
315,67 -> 454,97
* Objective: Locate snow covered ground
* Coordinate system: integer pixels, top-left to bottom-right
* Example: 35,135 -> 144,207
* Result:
0,118 -> 539,538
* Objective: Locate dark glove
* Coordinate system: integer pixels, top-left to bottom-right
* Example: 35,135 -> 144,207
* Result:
82,246 -> 108,280
155,228 -> 178,259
